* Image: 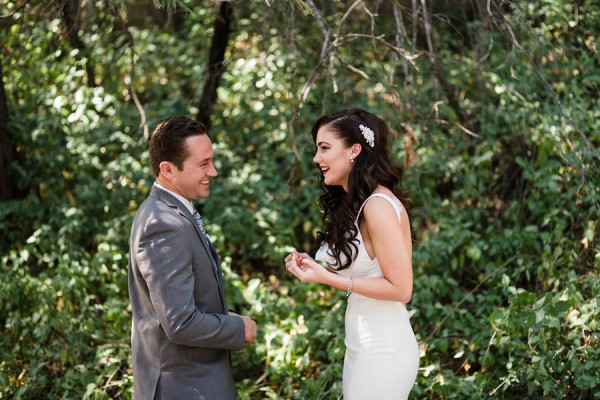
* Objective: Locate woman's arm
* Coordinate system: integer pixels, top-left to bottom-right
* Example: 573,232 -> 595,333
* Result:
351,196 -> 413,302
285,197 -> 413,303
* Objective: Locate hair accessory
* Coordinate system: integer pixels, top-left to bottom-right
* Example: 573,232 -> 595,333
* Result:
359,124 -> 375,147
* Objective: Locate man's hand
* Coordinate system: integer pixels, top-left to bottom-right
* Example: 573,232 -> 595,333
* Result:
229,311 -> 258,345
239,315 -> 257,344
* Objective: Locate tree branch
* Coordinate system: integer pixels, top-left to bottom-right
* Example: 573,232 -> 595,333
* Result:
113,10 -> 148,141
59,0 -> 96,87
0,55 -> 14,201
420,0 -> 472,131
287,0 -> 332,175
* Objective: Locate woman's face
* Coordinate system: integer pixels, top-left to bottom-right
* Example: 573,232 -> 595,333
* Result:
313,125 -> 354,191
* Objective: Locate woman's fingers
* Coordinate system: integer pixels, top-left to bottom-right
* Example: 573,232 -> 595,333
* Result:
285,253 -> 299,271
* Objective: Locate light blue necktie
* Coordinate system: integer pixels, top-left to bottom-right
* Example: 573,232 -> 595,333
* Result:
192,209 -> 207,236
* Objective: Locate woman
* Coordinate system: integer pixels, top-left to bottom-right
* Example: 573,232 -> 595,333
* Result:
285,108 -> 419,399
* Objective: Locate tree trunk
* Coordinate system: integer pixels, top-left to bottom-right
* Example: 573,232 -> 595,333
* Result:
0,55 -> 15,201
196,2 -> 234,130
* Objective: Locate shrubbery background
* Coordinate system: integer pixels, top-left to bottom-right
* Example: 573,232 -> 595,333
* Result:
0,1 -> 598,399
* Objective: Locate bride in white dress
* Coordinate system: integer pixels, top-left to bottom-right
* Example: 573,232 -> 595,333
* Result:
285,109 -> 419,399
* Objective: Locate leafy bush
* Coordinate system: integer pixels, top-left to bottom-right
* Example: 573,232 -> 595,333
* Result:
1,1 -> 598,399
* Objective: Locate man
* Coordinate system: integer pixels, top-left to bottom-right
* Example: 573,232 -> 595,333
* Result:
128,116 -> 257,399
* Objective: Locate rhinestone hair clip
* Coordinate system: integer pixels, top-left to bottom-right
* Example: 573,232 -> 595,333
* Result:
359,124 -> 375,147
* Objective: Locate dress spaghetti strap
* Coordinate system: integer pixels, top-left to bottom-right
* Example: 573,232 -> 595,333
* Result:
355,193 -> 403,224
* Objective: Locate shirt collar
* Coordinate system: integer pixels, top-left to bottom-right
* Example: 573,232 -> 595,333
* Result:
153,182 -> 194,214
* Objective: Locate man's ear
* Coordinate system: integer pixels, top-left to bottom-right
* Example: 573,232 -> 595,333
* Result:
159,161 -> 177,178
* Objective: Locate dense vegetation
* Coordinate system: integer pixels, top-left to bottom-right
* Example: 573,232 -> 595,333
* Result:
0,0 -> 597,399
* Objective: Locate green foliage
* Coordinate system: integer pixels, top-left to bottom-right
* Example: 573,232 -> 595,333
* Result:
1,0 -> 598,399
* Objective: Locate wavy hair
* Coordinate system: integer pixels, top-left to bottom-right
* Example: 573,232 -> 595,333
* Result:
312,109 -> 412,270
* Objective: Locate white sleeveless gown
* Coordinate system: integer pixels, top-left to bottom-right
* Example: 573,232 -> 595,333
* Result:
315,193 -> 419,400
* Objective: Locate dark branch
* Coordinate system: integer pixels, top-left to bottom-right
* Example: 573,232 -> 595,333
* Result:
196,2 -> 234,130
0,56 -> 16,201
60,0 -> 96,87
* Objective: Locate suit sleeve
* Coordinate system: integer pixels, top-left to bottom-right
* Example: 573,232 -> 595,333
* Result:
135,215 -> 245,350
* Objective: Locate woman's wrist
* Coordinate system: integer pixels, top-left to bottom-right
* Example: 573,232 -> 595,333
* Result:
347,277 -> 354,297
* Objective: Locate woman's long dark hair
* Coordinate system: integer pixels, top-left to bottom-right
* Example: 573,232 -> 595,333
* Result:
312,108 -> 412,270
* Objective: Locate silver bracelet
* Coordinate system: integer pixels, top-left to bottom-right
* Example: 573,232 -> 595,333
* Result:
347,277 -> 354,297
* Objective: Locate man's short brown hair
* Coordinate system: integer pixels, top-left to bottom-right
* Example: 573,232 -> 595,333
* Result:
149,116 -> 208,177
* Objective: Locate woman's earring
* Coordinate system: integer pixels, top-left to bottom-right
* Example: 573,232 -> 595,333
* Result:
349,156 -> 354,163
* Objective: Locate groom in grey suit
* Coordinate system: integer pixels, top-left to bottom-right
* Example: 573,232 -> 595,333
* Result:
128,116 -> 257,399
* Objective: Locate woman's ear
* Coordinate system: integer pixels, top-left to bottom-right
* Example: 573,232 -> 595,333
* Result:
350,143 -> 362,158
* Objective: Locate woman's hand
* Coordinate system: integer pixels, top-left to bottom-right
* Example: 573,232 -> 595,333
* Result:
285,251 -> 331,284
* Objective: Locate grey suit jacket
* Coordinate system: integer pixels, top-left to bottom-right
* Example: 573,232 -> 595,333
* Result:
128,186 -> 245,400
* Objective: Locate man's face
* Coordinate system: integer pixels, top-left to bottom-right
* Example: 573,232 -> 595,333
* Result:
170,134 -> 218,201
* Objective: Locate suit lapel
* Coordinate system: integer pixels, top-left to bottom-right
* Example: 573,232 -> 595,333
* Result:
179,209 -> 227,311
207,240 -> 228,311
